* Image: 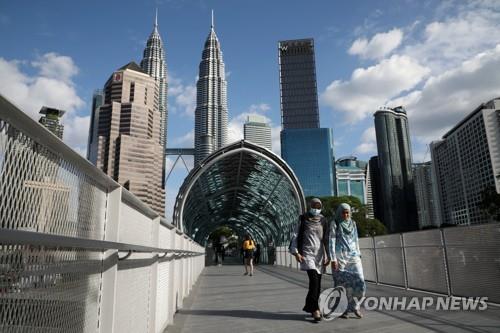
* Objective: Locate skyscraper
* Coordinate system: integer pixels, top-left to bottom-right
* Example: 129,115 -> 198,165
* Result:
194,14 -> 228,165
278,38 -> 320,129
335,156 -> 366,204
431,98 -> 500,225
278,38 -> 335,196
281,128 -> 335,197
140,10 -> 168,188
88,62 -> 165,216
368,156 -> 382,220
413,162 -> 441,228
87,89 -> 104,162
38,106 -> 65,139
374,106 -> 417,233
244,115 -> 272,150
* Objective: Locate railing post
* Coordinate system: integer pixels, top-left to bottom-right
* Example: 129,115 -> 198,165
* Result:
98,186 -> 122,333
372,235 -> 379,284
401,233 -> 409,290
440,228 -> 452,296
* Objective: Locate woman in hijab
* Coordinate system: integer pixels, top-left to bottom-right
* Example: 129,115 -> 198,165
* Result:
329,203 -> 366,319
289,198 -> 330,322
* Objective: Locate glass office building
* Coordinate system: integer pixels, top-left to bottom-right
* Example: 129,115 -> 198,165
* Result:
278,38 -> 320,129
336,156 -> 366,204
374,106 -> 418,232
281,128 -> 335,197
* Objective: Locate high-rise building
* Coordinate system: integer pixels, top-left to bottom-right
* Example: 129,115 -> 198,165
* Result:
374,106 -> 417,232
281,128 -> 335,197
88,62 -> 165,216
368,156 -> 382,220
244,115 -> 272,150
365,159 -> 375,219
335,156 -> 366,204
278,38 -> 320,129
431,98 -> 500,225
87,89 -> 104,162
194,14 -> 228,165
38,107 -> 65,139
140,10 -> 168,187
413,162 -> 441,228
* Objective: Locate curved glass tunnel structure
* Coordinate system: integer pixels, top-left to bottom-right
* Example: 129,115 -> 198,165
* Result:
173,140 -> 306,256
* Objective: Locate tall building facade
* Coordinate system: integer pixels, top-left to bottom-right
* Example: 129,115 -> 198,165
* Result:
38,107 -> 65,139
278,38 -> 320,129
140,11 -> 168,187
281,128 -> 335,197
368,156 -> 382,220
87,89 -> 104,161
374,106 -> 417,233
244,115 -> 272,150
278,38 -> 336,197
431,98 -> 500,225
335,156 -> 366,204
194,18 -> 228,165
365,159 -> 375,219
88,62 -> 165,216
413,162 -> 441,228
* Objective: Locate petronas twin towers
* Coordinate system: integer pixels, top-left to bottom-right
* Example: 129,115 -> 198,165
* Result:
194,16 -> 228,165
142,11 -> 228,166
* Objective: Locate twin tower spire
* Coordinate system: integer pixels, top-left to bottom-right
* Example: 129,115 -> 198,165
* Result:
141,9 -> 228,166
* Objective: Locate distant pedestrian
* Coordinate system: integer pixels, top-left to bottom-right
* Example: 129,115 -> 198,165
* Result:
289,198 -> 330,322
330,203 -> 366,319
254,244 -> 261,265
242,235 -> 255,276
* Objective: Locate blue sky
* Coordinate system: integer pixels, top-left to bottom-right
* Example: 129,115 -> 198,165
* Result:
1,0 -> 500,219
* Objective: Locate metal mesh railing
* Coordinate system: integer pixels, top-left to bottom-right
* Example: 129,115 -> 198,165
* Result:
0,95 -> 206,333
274,223 -> 500,304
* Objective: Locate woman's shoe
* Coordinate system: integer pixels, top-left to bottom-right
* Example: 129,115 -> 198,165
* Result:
312,310 -> 322,322
339,311 -> 349,319
353,310 -> 363,318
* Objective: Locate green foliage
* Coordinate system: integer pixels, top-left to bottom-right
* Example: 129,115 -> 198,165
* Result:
479,186 -> 500,221
208,226 -> 234,242
306,195 -> 387,236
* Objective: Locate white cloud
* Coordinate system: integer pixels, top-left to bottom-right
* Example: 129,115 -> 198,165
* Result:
349,28 -> 403,60
355,126 -> 377,155
32,52 -> 79,84
168,75 -> 196,118
63,115 -> 90,151
0,54 -> 87,155
247,103 -> 271,113
321,55 -> 430,123
396,44 -> 500,143
172,130 -> 194,147
403,1 -> 500,71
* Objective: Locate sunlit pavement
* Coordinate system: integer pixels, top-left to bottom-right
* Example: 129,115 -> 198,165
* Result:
167,265 -> 500,333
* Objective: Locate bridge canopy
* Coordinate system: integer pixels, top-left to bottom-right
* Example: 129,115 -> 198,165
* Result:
173,140 -> 306,246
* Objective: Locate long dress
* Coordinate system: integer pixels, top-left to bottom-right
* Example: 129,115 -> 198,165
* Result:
329,219 -> 366,311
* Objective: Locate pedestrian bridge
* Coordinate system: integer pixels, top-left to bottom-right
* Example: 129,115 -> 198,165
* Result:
1,94 -> 500,332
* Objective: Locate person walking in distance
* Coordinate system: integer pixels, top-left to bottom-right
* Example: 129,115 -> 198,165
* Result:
242,235 -> 255,276
289,198 -> 330,322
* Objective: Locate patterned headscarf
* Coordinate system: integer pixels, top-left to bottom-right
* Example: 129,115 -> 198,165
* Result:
335,203 -> 355,234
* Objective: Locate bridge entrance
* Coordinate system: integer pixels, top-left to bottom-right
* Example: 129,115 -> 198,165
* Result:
172,140 -> 305,263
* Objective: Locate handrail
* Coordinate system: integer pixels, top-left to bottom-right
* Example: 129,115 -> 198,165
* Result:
0,228 -> 204,256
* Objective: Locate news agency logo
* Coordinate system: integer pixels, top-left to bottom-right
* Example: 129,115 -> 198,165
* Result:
319,288 -> 489,320
355,296 -> 488,311
318,286 -> 348,321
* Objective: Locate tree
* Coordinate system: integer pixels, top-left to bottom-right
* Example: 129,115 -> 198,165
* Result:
479,185 -> 500,221
306,195 -> 387,236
